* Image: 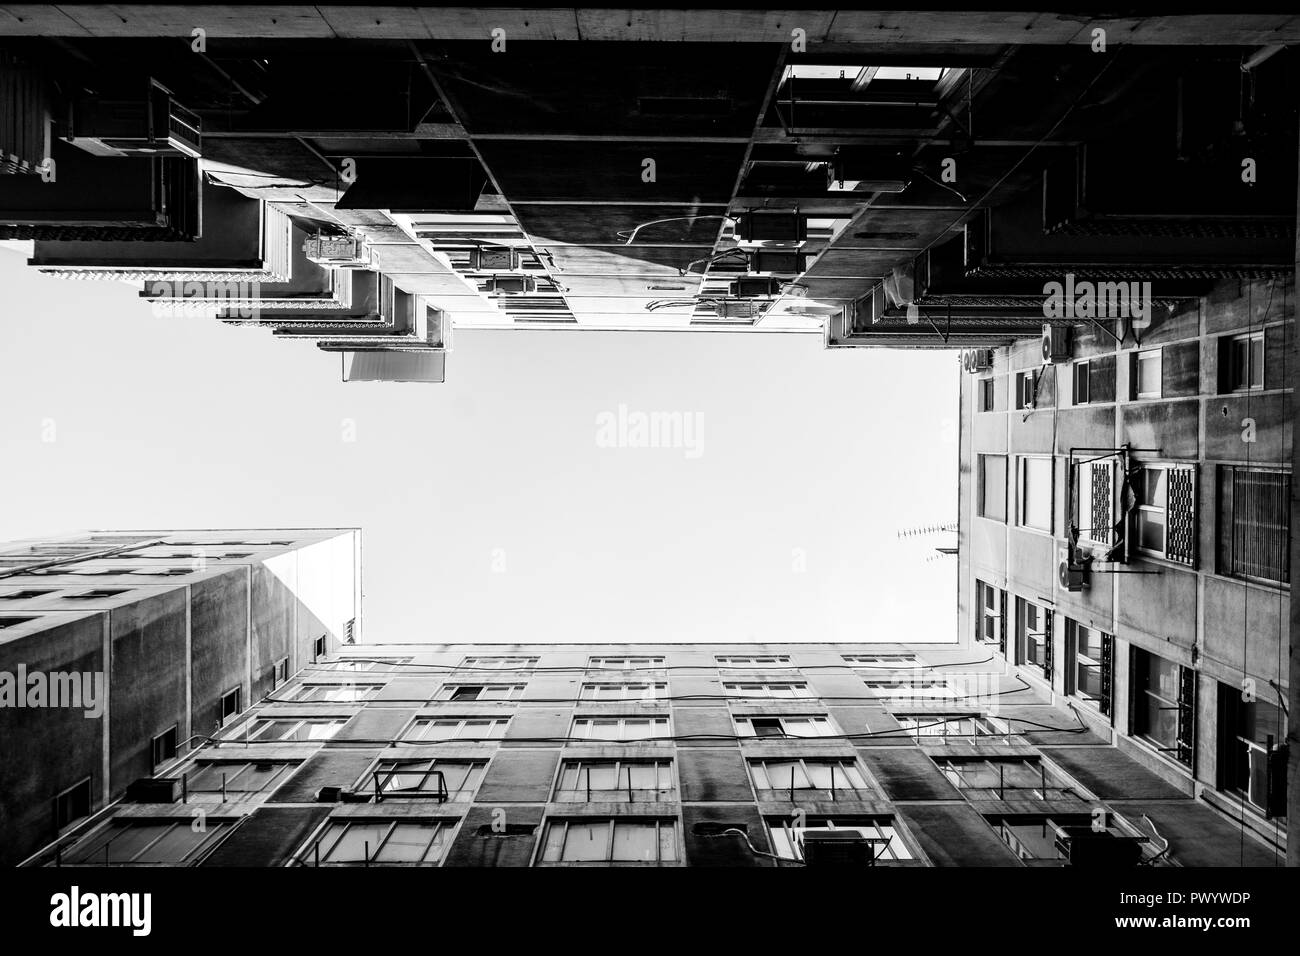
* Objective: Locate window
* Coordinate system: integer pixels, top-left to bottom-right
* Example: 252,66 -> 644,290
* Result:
935,757 -> 1074,800
1072,360 -> 1091,405
722,681 -> 811,699
554,760 -> 675,801
735,715 -> 836,738
219,688 -> 242,727
1134,464 -> 1196,564
1074,457 -> 1115,550
151,726 -> 178,770
1218,467 -> 1290,584
974,580 -> 1005,649
186,761 -> 297,798
978,377 -> 995,412
1017,598 -> 1052,676
64,568 -> 124,576
993,813 -> 1150,863
749,758 -> 873,796
896,714 -> 1008,739
0,589 -> 54,600
1222,332 -> 1264,392
977,454 -> 1007,522
843,654 -> 922,667
767,817 -> 912,862
312,636 -> 327,661
580,682 -> 665,700
272,657 -> 289,689
1218,689 -> 1286,814
243,716 -> 347,742
365,759 -> 486,801
404,717 -> 509,741
1066,622 -> 1112,715
571,717 -> 670,741
540,819 -> 678,863
460,656 -> 538,670
305,820 -> 453,866
64,589 -> 129,600
1017,456 -> 1053,532
588,656 -> 665,669
127,568 -> 191,577
288,683 -> 384,703
863,679 -> 958,701
0,616 -> 36,629
63,820 -> 232,865
54,778 -> 92,830
716,655 -> 791,667
1015,370 -> 1037,409
440,684 -> 525,701
321,658 -> 410,672
1131,348 -> 1162,398
1131,648 -> 1194,766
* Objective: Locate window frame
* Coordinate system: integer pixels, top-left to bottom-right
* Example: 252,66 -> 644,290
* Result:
976,453 -> 1008,523
243,715 -> 349,742
63,818 -> 233,866
748,757 -> 874,795
1016,455 -> 1054,534
364,758 -> 487,802
570,716 -> 671,741
721,681 -> 812,699
1131,347 -> 1163,399
766,816 -> 914,863
304,819 -> 455,866
404,716 -> 510,742
538,818 -> 679,864
1133,463 -> 1197,565
1072,359 -> 1091,405
553,759 -> 676,802
1223,331 -> 1265,392
734,714 -> 837,738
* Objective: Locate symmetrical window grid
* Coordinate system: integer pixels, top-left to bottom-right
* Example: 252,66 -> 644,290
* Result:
1072,360 -> 1090,405
977,454 -> 1007,522
366,759 -> 486,801
460,656 -> 538,670
1224,331 -> 1264,391
1066,622 -> 1112,715
186,761 -> 297,799
571,716 -> 670,741
288,683 -> 384,703
1017,456 -> 1053,532
1017,598 -> 1051,674
64,820 -> 231,866
588,656 -> 665,670
404,717 -> 509,741
1135,464 -> 1197,565
749,758 -> 873,796
722,681 -> 812,699
735,715 -> 836,738
896,714 -> 1009,739
580,682 -> 666,700
306,820 -> 453,866
935,757 -> 1074,800
554,760 -> 675,801
862,679 -> 958,701
241,716 -> 348,742
1132,347 -> 1163,399
1218,466 -> 1290,584
440,683 -> 525,701
766,817 -> 912,862
716,655 -> 792,667
540,819 -> 678,863
1218,690 -> 1286,814
974,580 -> 1005,648
1131,649 -> 1194,767
843,654 -> 922,667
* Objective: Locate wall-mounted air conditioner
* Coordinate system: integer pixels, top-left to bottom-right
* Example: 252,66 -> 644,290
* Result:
486,275 -> 537,295
801,830 -> 878,867
1042,324 -> 1072,364
469,246 -> 520,271
729,276 -> 783,298
304,235 -> 371,268
65,79 -> 201,159
1058,547 -> 1087,592
961,348 -> 994,372
734,210 -> 805,245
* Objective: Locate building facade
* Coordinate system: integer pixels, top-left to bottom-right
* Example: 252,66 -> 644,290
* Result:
0,529 -> 360,867
957,275 -> 1295,865
13,640 -> 1282,867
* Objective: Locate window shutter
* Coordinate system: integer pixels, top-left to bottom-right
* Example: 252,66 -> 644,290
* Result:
1043,612 -> 1054,681
999,590 -> 1007,655
1226,468 -> 1290,583
1099,634 -> 1113,718
1165,466 -> 1196,566
1176,666 -> 1196,768
1091,462 -> 1113,547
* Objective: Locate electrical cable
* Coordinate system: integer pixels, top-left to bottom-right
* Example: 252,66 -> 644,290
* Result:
616,215 -> 734,245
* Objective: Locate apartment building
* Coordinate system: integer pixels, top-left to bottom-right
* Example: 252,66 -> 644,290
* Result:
957,274 -> 1294,863
0,529 -> 360,867
15,641 -> 1281,867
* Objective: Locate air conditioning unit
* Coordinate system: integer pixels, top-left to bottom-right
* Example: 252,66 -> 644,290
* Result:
486,275 -> 537,295
730,276 -> 783,298
304,235 -> 371,268
749,250 -> 806,276
1042,324 -> 1072,364
1055,827 -> 1142,867
1058,547 -> 1087,592
734,210 -> 805,244
801,830 -> 878,867
315,786 -> 343,803
125,777 -> 181,803
469,246 -> 519,272
1266,745 -> 1289,818
962,348 -> 994,372
65,80 -> 201,159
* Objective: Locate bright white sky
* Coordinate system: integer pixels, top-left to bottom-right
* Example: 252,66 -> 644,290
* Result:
0,244 -> 958,643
